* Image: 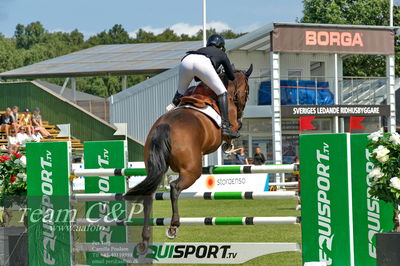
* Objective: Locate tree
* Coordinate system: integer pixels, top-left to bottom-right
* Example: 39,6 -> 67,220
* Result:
15,21 -> 47,49
301,0 -> 400,76
135,29 -> 157,43
2,22 -> 246,97
0,36 -> 23,72
87,24 -> 131,45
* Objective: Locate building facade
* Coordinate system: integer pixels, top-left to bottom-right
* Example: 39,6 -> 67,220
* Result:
109,23 -> 397,167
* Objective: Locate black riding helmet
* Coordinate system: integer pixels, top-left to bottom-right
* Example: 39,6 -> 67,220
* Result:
207,34 -> 226,52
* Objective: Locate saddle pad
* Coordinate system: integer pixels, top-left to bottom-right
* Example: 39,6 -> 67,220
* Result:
175,105 -> 221,128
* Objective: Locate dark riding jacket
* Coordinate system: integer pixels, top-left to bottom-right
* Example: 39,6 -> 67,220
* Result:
186,46 -> 236,81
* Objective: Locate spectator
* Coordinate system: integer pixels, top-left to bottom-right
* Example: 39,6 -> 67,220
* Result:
31,128 -> 43,142
224,154 -> 234,165
19,109 -> 35,136
7,144 -> 19,157
7,129 -> 19,148
10,106 -> 21,133
16,126 -> 31,147
253,147 -> 266,165
229,147 -> 249,165
0,108 -> 15,138
32,107 -> 51,138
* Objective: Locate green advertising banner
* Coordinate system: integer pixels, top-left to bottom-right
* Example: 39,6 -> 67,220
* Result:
301,133 -> 394,266
27,141 -> 72,266
300,134 -> 352,265
84,141 -> 128,266
350,134 -> 394,266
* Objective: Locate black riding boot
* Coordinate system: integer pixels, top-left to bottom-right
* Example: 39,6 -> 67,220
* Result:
217,92 -> 240,139
172,91 -> 184,106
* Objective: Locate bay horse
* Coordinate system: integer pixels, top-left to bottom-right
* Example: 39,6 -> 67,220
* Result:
124,65 -> 253,253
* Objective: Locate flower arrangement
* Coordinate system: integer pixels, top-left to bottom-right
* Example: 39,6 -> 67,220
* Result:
0,153 -> 27,208
368,130 -> 400,231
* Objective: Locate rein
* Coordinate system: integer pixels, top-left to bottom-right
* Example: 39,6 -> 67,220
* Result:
230,71 -> 249,119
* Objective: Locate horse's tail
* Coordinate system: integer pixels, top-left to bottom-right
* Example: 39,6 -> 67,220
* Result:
125,124 -> 171,196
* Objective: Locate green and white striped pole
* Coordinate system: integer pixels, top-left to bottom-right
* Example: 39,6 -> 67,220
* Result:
75,216 -> 301,226
72,164 -> 299,177
71,191 -> 298,201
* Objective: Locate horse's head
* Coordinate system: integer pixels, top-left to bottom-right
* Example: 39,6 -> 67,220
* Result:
225,64 -> 253,132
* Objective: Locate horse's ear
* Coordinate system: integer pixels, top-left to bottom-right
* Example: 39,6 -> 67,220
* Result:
245,64 -> 253,78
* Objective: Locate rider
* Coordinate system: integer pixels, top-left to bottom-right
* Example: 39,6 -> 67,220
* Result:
172,34 -> 239,139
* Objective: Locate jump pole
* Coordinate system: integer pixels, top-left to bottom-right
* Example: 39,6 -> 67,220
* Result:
71,191 -> 298,201
72,163 -> 299,177
75,216 -> 301,226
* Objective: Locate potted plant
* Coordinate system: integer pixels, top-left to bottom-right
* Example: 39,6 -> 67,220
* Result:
367,130 -> 400,264
0,152 -> 27,226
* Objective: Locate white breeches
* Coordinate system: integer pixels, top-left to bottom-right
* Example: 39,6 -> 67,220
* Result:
177,54 -> 227,96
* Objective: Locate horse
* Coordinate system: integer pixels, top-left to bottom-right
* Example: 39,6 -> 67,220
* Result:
124,65 -> 253,253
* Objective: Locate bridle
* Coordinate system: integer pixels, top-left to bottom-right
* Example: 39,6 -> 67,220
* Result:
230,71 -> 250,120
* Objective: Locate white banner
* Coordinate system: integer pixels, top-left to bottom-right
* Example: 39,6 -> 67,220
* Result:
74,242 -> 300,264
72,163 -> 270,192
185,173 -> 269,192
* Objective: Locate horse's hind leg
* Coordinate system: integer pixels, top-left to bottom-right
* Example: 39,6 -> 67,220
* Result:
166,179 -> 182,238
167,167 -> 201,238
138,196 -> 153,254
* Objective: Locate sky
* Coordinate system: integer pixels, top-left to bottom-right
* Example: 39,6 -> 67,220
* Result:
0,0 -> 303,38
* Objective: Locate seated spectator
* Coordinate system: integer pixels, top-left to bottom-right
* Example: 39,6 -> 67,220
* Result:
228,146 -> 249,165
32,107 -> 51,138
7,144 -> 19,157
31,128 -> 43,142
0,108 -> 15,138
10,106 -> 21,133
16,127 -> 31,147
19,109 -> 35,136
7,129 -> 19,148
253,147 -> 266,165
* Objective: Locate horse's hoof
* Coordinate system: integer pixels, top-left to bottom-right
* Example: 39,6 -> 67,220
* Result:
137,242 -> 148,255
166,226 -> 178,239
222,142 -> 234,154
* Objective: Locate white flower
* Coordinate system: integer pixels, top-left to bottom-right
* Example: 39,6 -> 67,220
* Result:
368,130 -> 384,142
390,177 -> 400,190
368,167 -> 384,180
390,132 -> 400,146
14,159 -> 20,164
17,173 -> 27,182
19,156 -> 26,168
378,155 -> 389,163
373,145 -> 390,163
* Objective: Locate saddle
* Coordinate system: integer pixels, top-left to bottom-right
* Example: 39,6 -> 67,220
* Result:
178,84 -> 221,115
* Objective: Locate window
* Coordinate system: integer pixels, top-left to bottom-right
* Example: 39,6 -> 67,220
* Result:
288,70 -> 302,80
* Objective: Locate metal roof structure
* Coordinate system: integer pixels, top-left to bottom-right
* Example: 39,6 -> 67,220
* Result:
1,22 -> 397,80
0,41 -> 203,78
35,80 -> 104,101
0,23 -> 275,79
